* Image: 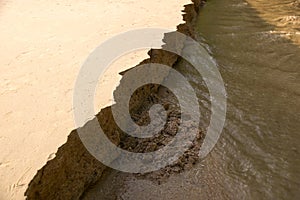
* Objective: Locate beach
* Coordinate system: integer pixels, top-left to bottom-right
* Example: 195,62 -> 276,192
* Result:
0,0 -> 191,199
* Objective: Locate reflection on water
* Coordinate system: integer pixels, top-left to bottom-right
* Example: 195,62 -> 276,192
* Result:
83,0 -> 300,199
246,0 -> 300,45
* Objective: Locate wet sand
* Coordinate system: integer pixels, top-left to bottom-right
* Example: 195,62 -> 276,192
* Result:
0,0 -> 191,199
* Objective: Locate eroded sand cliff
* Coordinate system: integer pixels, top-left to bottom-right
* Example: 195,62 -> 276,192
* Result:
25,0 -> 205,199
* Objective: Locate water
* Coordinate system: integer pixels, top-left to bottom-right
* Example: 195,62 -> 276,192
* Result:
83,0 -> 300,199
195,0 -> 300,198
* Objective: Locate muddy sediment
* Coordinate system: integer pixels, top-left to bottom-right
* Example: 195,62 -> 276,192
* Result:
25,0 -> 205,199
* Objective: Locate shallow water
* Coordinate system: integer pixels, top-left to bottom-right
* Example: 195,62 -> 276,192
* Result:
195,0 -> 300,198
83,0 -> 300,199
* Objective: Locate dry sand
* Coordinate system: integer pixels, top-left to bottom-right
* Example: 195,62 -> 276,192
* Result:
0,0 -> 191,199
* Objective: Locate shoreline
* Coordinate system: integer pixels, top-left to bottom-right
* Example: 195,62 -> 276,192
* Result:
0,0 -> 193,199
25,0 -> 205,199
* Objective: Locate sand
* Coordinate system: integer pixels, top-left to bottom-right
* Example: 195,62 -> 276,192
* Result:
0,0 -> 191,199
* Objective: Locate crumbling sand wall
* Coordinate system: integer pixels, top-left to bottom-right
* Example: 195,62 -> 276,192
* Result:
25,1 -> 204,199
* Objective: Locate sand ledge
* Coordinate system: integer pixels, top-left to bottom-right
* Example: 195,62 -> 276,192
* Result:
25,0 -> 204,199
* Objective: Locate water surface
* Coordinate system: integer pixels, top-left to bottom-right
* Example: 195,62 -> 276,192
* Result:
195,0 -> 300,198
